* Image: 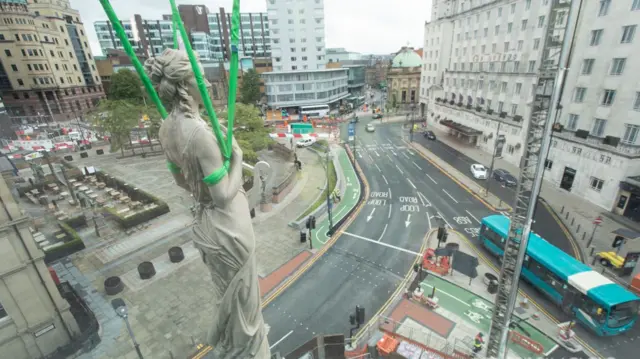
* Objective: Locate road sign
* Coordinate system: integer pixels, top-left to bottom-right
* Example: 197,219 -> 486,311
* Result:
348,123 -> 355,142
593,216 -> 603,225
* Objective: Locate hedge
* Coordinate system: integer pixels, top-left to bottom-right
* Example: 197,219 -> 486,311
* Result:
44,222 -> 86,263
65,214 -> 87,229
95,170 -> 171,229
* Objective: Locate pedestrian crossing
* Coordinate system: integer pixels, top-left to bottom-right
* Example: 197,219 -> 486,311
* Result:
352,143 -> 416,161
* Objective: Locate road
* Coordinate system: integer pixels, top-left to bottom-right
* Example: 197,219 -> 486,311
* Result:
413,133 -> 580,259
254,116 -> 628,358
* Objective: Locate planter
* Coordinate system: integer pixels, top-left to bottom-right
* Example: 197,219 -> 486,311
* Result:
104,276 -> 124,295
168,247 -> 185,263
138,261 -> 156,280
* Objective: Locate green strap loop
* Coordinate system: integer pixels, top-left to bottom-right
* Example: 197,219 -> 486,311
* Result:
167,161 -> 181,174
203,159 -> 230,186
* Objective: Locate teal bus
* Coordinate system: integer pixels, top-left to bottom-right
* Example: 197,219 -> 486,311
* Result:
480,214 -> 640,336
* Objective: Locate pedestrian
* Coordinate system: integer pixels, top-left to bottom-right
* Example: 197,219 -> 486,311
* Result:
472,332 -> 484,356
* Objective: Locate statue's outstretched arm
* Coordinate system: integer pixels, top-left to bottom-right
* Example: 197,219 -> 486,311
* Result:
194,130 -> 244,206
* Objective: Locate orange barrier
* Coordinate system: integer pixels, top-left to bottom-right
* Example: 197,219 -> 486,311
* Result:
377,334 -> 399,356
422,248 -> 450,275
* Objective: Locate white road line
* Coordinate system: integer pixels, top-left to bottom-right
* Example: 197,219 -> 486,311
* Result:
378,224 -> 388,242
407,178 -> 417,189
389,188 -> 392,199
427,213 -> 432,230
270,330 -> 294,350
426,174 -> 437,184
442,189 -> 458,203
375,164 -> 381,172
402,152 -> 411,159
420,283 -> 469,306
386,154 -> 393,161
374,150 -> 380,157
382,175 -> 388,185
342,232 -> 421,256
436,212 -> 453,229
388,204 -> 392,219
412,161 -> 422,170
395,164 -> 404,174
465,210 -> 480,224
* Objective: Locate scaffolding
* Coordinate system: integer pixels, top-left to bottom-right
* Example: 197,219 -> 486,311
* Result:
485,1 -> 583,358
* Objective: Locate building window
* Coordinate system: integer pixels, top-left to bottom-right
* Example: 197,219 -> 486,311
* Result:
590,29 -> 603,46
0,302 -> 6,319
623,124 -> 640,144
10,64 -> 17,71
621,25 -> 636,43
533,38 -> 540,50
634,92 -> 640,111
511,104 -> 517,116
4,49 -> 11,57
538,16 -> 545,28
544,159 -> 553,170
573,87 -> 586,103
601,89 -> 616,106
610,58 -> 626,75
17,79 -> 23,86
515,83 -> 522,94
507,23 -> 513,33
633,0 -> 640,10
501,82 -> 507,93
567,114 -> 579,130
498,101 -> 504,113
598,0 -> 611,16
590,177 -> 604,192
592,118 -> 607,137
581,59 -> 594,74
528,60 -> 536,72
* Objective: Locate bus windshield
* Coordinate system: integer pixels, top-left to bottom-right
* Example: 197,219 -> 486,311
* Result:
608,301 -> 639,328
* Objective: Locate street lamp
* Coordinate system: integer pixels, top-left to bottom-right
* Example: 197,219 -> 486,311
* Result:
111,298 -> 144,359
409,103 -> 417,142
325,149 -> 334,236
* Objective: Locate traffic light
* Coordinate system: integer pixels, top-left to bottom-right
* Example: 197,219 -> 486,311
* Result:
349,314 -> 356,325
356,306 -> 365,325
300,231 -> 307,243
310,216 -> 316,229
437,226 -> 445,241
441,232 -> 448,243
306,217 -> 311,229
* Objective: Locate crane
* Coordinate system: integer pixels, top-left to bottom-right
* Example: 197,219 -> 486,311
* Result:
485,1 -> 584,358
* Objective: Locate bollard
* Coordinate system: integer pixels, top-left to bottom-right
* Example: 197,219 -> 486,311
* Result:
577,224 -> 581,232
561,205 -> 565,214
582,232 -> 586,241
590,247 -> 595,257
592,256 -> 598,265
565,212 -> 569,220
571,218 -> 575,226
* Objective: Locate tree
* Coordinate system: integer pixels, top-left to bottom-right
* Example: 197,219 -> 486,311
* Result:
217,103 -> 272,164
239,69 -> 262,105
108,69 -> 144,102
91,100 -> 143,155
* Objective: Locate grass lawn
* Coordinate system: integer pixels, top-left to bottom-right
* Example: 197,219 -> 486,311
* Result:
296,159 -> 337,221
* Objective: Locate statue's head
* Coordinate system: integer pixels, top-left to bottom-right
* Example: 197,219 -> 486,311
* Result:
144,48 -> 211,115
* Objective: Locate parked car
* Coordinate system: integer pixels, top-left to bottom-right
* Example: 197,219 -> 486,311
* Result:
423,130 -> 436,140
470,164 -> 488,179
296,138 -> 316,148
492,168 -> 517,187
373,113 -> 383,119
366,123 -> 375,132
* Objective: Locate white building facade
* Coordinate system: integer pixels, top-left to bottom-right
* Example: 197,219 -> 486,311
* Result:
263,68 -> 348,108
266,0 -> 327,71
547,0 -> 640,216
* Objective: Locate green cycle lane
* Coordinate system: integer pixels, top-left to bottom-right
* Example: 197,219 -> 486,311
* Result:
420,275 -> 557,358
311,147 -> 361,249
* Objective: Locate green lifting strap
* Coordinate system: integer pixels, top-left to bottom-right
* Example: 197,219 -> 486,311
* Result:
169,0 -> 239,186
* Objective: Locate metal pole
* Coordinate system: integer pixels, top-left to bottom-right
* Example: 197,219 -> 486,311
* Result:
586,223 -> 598,248
485,122 -> 501,196
493,1 -> 582,358
123,316 -> 144,359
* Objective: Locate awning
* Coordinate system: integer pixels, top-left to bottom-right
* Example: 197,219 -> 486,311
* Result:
612,228 -> 640,240
439,119 -> 483,136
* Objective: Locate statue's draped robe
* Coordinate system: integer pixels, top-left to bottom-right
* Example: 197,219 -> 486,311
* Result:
160,111 -> 270,358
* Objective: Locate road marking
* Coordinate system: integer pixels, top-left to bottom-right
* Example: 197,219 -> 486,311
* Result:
442,189 -> 458,203
375,164 -> 381,172
378,224 -> 388,242
402,152 -> 411,159
465,210 -> 480,224
366,208 -> 375,222
412,161 -> 422,170
382,175 -> 388,185
395,164 -> 404,174
417,191 -> 431,207
341,231 -> 421,256
433,212 -> 453,229
421,283 -> 469,307
374,150 -> 380,157
407,178 -> 417,189
426,174 -> 437,184
386,154 -> 393,161
388,204 -> 392,219
427,213 -> 432,229
270,330 -> 294,350
405,214 -> 411,228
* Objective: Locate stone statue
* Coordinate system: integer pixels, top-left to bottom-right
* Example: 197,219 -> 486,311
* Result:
145,49 -> 270,358
31,162 -> 45,183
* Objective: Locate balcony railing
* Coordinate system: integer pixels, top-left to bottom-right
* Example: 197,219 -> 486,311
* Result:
551,128 -> 640,157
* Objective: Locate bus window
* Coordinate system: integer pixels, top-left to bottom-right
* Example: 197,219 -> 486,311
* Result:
577,295 -> 606,324
480,225 -> 504,249
608,301 -> 639,328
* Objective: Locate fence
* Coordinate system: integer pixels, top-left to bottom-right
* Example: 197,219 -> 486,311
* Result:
272,165 -> 297,203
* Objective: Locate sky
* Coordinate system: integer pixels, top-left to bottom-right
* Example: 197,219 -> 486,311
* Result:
71,0 -> 432,57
